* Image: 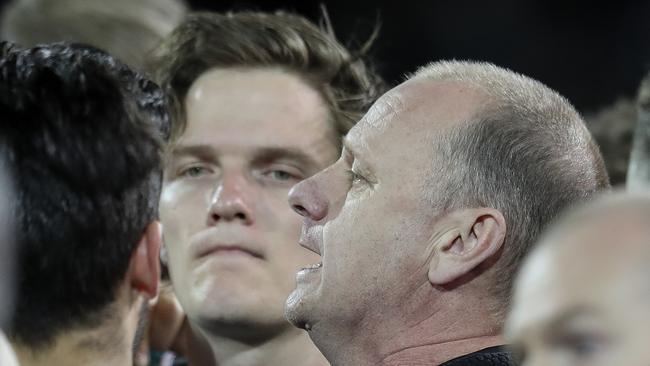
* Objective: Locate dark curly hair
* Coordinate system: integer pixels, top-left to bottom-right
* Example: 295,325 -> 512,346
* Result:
0,41 -> 169,347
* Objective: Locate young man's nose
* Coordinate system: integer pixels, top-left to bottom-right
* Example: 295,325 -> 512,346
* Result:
207,174 -> 254,226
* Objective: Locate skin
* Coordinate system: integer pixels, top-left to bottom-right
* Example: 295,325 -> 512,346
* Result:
160,68 -> 335,366
507,207 -> 650,366
0,168 -> 17,366
286,78 -> 508,366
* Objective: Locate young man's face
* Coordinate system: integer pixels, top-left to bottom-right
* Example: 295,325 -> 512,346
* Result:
160,68 -> 339,332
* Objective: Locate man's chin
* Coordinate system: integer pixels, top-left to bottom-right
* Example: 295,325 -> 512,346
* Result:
284,287 -> 314,330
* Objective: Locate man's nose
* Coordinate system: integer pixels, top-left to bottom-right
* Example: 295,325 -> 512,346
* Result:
288,177 -> 328,221
207,173 -> 254,226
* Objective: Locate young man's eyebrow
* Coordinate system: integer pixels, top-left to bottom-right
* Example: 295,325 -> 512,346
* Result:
251,147 -> 320,170
170,144 -> 217,159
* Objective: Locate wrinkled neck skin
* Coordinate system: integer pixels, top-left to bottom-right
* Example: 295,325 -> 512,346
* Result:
12,289 -> 143,366
310,290 -> 505,366
199,321 -> 329,366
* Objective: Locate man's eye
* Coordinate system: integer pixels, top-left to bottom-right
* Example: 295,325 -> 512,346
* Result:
180,166 -> 211,178
559,333 -> 606,360
570,337 -> 600,358
347,170 -> 364,185
267,170 -> 293,181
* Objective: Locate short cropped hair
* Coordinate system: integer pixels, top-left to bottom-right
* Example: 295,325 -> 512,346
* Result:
0,42 -> 169,347
0,0 -> 188,70
412,61 -> 610,318
150,11 -> 385,144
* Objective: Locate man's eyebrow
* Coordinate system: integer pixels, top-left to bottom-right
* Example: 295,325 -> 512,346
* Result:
170,144 -> 217,159
251,147 -> 320,170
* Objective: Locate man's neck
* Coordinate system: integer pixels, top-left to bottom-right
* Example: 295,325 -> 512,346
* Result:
379,335 -> 505,366
311,290 -> 505,366
201,322 -> 329,366
12,327 -> 133,366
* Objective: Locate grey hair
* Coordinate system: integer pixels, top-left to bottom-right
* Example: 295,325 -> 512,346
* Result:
411,61 -> 610,320
0,0 -> 188,70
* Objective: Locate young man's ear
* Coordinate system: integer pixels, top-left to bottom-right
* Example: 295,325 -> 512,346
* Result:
428,208 -> 506,286
128,221 -> 162,299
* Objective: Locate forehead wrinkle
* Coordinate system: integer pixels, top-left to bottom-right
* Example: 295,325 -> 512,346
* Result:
361,92 -> 404,130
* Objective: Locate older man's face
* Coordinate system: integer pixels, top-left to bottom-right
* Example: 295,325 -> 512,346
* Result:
507,214 -> 650,366
286,79 -> 485,332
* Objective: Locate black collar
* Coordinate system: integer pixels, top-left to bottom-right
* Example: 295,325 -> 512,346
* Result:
440,346 -> 515,366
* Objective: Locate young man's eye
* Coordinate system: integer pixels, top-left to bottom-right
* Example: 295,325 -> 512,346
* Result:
180,166 -> 211,178
268,170 -> 293,181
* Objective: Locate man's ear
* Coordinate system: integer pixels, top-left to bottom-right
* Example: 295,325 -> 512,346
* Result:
128,221 -> 162,299
428,208 -> 506,286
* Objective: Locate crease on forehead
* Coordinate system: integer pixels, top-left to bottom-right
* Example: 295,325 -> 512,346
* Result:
360,92 -> 405,130
346,92 -> 404,155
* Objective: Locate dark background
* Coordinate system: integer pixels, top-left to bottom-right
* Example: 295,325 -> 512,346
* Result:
188,0 -> 650,113
2,0 -> 650,113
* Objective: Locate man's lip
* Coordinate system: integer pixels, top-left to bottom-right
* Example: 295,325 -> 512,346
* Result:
298,224 -> 323,256
298,238 -> 322,256
196,245 -> 264,260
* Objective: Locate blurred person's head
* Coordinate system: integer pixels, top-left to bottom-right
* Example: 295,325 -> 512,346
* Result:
507,192 -> 650,366
150,10 -> 383,365
287,61 -> 609,365
0,91 -> 17,365
0,41 -> 169,365
584,98 -> 636,185
0,128 -> 13,332
0,0 -> 188,70
627,72 -> 650,189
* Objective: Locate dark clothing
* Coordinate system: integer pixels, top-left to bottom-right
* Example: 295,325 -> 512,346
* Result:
440,346 -> 515,366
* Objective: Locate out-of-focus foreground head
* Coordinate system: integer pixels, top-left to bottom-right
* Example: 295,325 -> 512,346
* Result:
287,60 -> 609,365
0,60 -> 17,363
627,72 -> 650,190
584,98 -> 636,186
0,0 -> 188,70
149,10 -> 384,365
507,191 -> 650,366
0,41 -> 169,362
0,41 -> 16,333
